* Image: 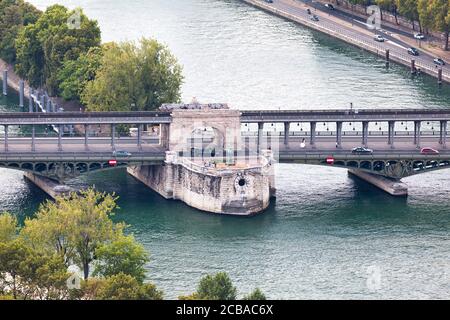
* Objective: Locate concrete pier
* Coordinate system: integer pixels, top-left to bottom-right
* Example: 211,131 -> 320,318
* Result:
128,151 -> 275,215
24,172 -> 75,199
349,169 -> 408,196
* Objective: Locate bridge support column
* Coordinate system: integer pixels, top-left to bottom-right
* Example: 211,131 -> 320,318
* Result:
362,121 -> 369,147
111,124 -> 116,148
4,125 -> 8,152
388,121 -> 395,148
257,122 -> 264,153
440,120 -> 447,148
31,125 -> 36,151
284,122 -> 290,148
137,124 -> 143,149
336,121 -> 342,149
414,121 -> 421,148
29,89 -> 34,113
310,122 -> 316,148
84,124 -> 89,150
58,124 -> 63,151
2,70 -> 7,96
19,80 -> 24,108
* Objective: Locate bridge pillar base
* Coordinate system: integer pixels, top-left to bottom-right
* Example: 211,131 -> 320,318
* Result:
23,172 -> 75,199
348,169 -> 408,197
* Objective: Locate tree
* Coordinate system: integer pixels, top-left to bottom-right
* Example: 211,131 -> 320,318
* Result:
93,235 -> 149,283
0,212 -> 18,243
57,46 -> 103,101
21,188 -> 123,280
83,273 -> 163,300
81,38 -> 183,112
376,0 -> 399,24
0,239 -> 70,300
396,0 -> 421,31
194,272 -> 237,300
0,0 -> 41,63
243,288 -> 267,300
15,5 -> 101,94
418,0 -> 450,50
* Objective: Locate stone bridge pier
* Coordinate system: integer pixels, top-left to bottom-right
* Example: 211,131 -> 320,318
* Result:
128,104 -> 276,215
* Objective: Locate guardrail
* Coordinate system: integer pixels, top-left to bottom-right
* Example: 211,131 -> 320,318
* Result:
243,0 -> 450,83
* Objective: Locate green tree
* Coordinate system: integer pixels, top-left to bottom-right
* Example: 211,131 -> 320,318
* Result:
0,0 -> 41,63
83,273 -> 163,300
376,0 -> 398,24
21,188 -> 123,280
194,272 -> 237,300
418,0 -> 450,50
0,212 -> 18,243
81,38 -> 183,112
396,0 -> 421,31
57,45 -> 103,101
0,239 -> 70,299
15,4 -> 101,94
93,235 -> 149,283
243,288 -> 266,300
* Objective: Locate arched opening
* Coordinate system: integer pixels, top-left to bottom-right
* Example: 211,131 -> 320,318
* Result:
360,161 -> 372,170
189,126 -> 224,158
373,161 -> 385,172
21,163 -> 33,171
89,163 -> 101,171
35,163 -> 47,173
347,161 -> 358,168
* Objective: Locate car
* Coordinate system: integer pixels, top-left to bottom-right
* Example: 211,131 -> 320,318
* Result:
414,33 -> 425,40
373,35 -> 385,42
113,150 -> 132,157
306,8 -> 311,15
325,3 -> 335,10
351,147 -> 373,155
407,47 -> 419,56
264,0 -> 273,3
310,15 -> 319,22
434,58 -> 446,66
420,147 -> 439,155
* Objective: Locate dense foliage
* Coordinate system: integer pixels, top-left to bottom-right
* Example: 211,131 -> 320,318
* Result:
345,0 -> 450,50
81,38 -> 183,111
0,189 -> 162,300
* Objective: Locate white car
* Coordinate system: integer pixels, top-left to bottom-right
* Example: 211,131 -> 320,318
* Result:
374,35 -> 385,42
414,33 -> 425,40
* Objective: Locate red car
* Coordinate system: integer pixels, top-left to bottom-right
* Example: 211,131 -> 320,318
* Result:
420,147 -> 439,155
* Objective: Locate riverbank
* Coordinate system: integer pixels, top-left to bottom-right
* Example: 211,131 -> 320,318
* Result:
0,58 -> 83,112
241,0 -> 450,84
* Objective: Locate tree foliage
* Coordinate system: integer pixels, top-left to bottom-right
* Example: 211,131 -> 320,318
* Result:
81,38 -> 183,111
243,288 -> 267,300
0,0 -> 41,63
14,4 -> 101,94
21,188 -> 123,280
82,273 -> 163,300
57,45 -> 103,101
0,212 -> 18,242
93,234 -> 149,283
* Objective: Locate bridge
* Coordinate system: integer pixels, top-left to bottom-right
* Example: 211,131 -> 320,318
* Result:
1,108 -> 450,182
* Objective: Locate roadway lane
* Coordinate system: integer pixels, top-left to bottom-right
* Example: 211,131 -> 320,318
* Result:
255,0 -> 450,78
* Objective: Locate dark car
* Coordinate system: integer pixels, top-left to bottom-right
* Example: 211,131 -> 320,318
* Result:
407,47 -> 419,56
113,150 -> 132,157
434,58 -> 446,66
325,3 -> 335,10
306,8 -> 311,15
352,147 -> 373,155
264,0 -> 273,3
420,147 -> 439,155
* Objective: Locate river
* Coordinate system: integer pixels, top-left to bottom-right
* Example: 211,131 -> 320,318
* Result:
1,0 -> 450,299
